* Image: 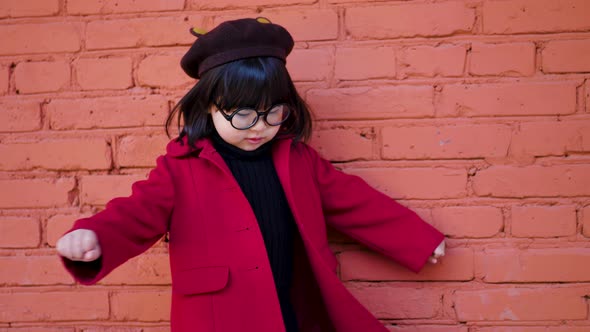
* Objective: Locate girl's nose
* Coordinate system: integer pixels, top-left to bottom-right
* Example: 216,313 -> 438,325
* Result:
250,116 -> 269,131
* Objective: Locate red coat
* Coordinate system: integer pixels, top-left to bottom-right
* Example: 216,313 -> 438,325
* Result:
63,135 -> 444,332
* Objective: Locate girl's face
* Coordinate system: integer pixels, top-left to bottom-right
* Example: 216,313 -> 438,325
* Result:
209,105 -> 282,151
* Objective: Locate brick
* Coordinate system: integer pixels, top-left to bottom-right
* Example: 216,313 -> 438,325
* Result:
0,66 -> 8,94
341,248 -> 473,281
346,2 -> 475,39
80,174 -> 145,206
511,205 -> 576,237
47,95 -> 169,130
473,165 -> 590,198
0,0 -> 59,17
0,100 -> 41,132
382,124 -> 511,160
510,120 -> 590,157
398,44 -> 466,78
308,86 -> 434,120
68,0 -> 184,15
583,206 -> 590,237
14,61 -> 70,94
100,253 -> 171,285
137,53 -> 193,88
81,328 -> 167,332
476,249 -> 590,283
287,49 -> 332,81
47,213 -> 91,247
483,0 -> 590,34
0,256 -> 72,285
454,287 -> 587,321
389,327 -> 468,332
0,328 -> 74,332
0,178 -> 75,208
345,167 -> 467,199
476,327 -> 590,332
543,39 -> 590,73
335,47 -> 395,80
437,82 -> 577,117
215,9 -> 338,42
0,291 -> 109,322
311,128 -> 374,162
347,284 -> 441,319
111,290 -> 171,321
75,57 -> 132,90
191,0 -> 315,9
431,207 -> 504,238
142,328 -> 169,332
470,42 -> 535,76
0,138 -> 111,171
0,217 -> 39,248
118,135 -> 169,167
0,23 -> 80,55
86,17 -> 199,50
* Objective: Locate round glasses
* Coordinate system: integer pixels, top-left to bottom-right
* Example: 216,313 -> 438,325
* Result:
214,103 -> 291,130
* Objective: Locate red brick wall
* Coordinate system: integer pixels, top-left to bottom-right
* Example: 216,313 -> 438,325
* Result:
1,0 -> 589,331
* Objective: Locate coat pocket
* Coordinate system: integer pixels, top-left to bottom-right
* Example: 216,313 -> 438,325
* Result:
174,265 -> 230,296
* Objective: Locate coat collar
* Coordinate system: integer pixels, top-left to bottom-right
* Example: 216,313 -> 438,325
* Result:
165,135 -> 206,158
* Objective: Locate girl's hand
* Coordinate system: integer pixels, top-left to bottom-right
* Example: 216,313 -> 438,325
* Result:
428,240 -> 445,264
56,229 -> 102,262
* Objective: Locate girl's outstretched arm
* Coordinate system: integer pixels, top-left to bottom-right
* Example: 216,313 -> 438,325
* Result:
304,145 -> 445,273
59,154 -> 175,284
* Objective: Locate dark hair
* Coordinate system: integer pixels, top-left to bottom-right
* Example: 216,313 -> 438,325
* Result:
165,57 -> 313,150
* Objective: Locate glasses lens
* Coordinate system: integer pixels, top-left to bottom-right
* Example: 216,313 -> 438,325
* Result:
266,104 -> 290,126
231,109 -> 258,129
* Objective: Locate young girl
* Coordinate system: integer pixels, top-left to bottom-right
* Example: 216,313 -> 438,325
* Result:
57,17 -> 445,332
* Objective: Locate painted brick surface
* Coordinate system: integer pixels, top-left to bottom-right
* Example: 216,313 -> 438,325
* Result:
0,217 -> 40,248
1,0 -> 588,329
14,61 -> 70,94
0,100 -> 42,132
470,42 -> 536,76
397,44 -> 466,78
431,206 -> 504,238
74,57 -> 133,90
0,66 -> 8,94
47,95 -> 169,130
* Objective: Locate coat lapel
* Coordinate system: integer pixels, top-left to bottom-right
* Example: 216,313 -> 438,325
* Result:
272,139 -> 309,237
271,138 -> 293,199
197,137 -> 236,181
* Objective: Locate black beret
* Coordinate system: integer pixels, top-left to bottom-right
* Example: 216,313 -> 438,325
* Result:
180,17 -> 295,79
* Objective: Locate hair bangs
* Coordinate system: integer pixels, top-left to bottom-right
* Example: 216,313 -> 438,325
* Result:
212,57 -> 293,111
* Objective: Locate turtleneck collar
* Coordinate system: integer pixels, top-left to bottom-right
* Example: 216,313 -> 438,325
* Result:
211,130 -> 274,160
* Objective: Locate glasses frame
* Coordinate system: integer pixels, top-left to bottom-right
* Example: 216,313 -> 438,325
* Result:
213,102 -> 291,130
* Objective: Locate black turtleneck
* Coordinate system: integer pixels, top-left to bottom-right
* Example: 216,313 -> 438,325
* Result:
211,132 -> 298,332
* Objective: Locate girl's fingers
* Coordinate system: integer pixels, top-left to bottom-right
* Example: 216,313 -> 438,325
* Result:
83,248 -> 101,262
81,230 -> 97,252
433,241 -> 446,257
71,232 -> 85,260
56,229 -> 101,262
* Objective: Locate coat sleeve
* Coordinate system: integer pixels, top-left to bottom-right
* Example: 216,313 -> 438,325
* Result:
304,145 -> 445,273
61,154 -> 175,284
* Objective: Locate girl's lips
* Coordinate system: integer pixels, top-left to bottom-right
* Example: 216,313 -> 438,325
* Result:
246,137 -> 263,143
